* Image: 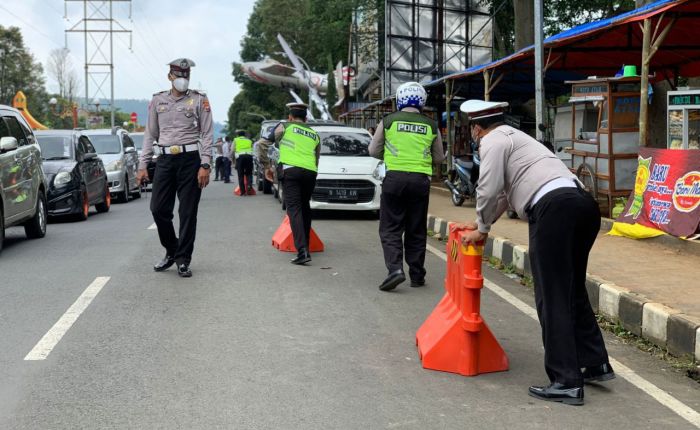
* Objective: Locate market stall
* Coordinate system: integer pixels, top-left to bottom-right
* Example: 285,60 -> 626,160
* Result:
565,76 -> 642,215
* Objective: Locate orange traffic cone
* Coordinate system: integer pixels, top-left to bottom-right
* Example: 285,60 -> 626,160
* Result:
271,215 -> 324,252
234,177 -> 256,196
415,224 -> 508,377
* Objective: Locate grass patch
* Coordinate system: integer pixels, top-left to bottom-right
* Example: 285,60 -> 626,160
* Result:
596,317 -> 699,383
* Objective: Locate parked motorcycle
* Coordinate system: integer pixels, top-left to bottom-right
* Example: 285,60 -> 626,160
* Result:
444,142 -> 480,207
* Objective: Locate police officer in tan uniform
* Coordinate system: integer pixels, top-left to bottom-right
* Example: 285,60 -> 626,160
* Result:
136,58 -> 213,278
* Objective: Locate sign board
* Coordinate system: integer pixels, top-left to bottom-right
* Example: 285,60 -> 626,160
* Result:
130,112 -> 138,123
615,148 -> 700,237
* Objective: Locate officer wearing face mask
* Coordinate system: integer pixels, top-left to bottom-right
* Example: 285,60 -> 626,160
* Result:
136,58 -> 214,278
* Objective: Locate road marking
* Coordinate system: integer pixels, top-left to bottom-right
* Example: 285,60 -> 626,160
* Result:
147,223 -> 156,230
426,244 -> 700,428
24,277 -> 110,361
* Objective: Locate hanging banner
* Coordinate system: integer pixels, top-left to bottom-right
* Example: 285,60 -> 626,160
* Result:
615,148 -> 700,238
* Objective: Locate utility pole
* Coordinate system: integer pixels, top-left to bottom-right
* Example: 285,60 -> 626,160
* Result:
65,0 -> 132,128
534,0 -> 545,141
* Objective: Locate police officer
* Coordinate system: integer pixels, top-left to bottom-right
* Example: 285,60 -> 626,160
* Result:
459,100 -> 611,405
136,58 -> 213,278
271,103 -> 320,265
233,130 -> 254,195
369,82 -> 445,291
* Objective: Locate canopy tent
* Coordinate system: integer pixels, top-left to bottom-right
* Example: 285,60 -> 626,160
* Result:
425,0 -> 700,101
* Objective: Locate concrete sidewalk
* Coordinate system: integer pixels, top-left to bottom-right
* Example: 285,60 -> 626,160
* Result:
427,186 -> 700,362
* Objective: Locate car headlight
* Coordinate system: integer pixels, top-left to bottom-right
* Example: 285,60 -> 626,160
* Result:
372,161 -> 386,181
54,171 -> 72,186
106,159 -> 123,172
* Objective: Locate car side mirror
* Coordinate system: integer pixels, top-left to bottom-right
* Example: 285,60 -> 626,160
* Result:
0,136 -> 18,153
125,146 -> 136,153
82,152 -> 98,161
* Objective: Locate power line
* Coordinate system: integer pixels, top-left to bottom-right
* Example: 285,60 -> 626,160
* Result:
131,1 -> 173,60
0,4 -> 64,49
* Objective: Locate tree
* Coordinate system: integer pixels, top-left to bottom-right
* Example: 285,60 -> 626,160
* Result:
47,48 -> 81,102
481,0 -> 636,57
0,26 -> 49,121
229,0 -> 358,131
513,0 -> 534,50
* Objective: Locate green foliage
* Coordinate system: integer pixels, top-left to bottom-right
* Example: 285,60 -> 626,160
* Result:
228,0 -> 366,132
480,0 -> 636,57
0,26 -> 49,123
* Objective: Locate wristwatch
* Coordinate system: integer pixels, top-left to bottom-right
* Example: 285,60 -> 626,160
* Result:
200,163 -> 211,170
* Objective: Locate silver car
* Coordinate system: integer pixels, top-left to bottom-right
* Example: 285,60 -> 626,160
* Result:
0,105 -> 48,253
84,128 -> 141,203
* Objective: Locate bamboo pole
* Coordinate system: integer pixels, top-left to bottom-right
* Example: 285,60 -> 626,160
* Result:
639,18 -> 652,147
446,79 -> 454,171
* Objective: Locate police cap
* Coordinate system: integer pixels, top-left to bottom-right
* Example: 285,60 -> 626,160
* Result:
460,100 -> 508,120
168,58 -> 196,72
286,102 -> 308,119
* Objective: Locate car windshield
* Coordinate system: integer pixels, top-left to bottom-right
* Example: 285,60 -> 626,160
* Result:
131,134 -> 144,150
36,135 -> 73,160
89,135 -> 122,154
318,131 -> 370,156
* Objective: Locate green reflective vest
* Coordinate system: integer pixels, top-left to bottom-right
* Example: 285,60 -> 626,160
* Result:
383,111 -> 437,175
279,122 -> 320,172
234,137 -> 253,155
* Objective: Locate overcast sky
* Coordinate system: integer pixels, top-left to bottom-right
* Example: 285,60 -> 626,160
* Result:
1,0 -> 256,123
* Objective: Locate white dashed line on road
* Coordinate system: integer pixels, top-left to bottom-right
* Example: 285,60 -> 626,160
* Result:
425,244 -> 700,428
24,277 -> 111,361
147,223 -> 157,230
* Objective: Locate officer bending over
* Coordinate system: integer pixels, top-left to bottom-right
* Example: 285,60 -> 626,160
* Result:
233,130 -> 254,195
272,103 -> 321,265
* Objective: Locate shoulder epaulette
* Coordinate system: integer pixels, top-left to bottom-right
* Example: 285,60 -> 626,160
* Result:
190,89 -> 206,97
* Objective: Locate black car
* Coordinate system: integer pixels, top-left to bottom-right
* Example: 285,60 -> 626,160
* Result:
35,130 -> 111,220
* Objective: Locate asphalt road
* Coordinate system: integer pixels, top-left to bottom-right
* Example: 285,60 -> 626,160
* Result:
0,180 -> 698,429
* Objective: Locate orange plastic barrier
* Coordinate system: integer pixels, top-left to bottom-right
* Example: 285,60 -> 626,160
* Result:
416,224 -> 508,376
271,215 -> 324,252
234,176 -> 256,196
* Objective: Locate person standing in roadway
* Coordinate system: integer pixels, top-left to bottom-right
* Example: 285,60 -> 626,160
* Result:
369,82 -> 445,291
136,58 -> 213,278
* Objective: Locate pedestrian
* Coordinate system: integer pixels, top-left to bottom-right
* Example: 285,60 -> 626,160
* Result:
367,126 -> 376,136
136,57 -> 213,278
213,137 -> 224,181
459,99 -> 612,406
232,130 -> 254,194
271,102 -> 320,265
222,136 -> 233,183
369,82 -> 445,291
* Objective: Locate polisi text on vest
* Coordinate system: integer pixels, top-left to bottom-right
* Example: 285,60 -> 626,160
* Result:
293,127 -> 318,139
397,123 -> 428,135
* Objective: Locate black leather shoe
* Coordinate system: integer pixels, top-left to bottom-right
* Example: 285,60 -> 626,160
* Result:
291,248 -> 311,265
379,270 -> 406,291
582,362 -> 615,384
177,263 -> 192,278
410,279 -> 425,288
153,254 -> 175,272
528,382 -> 584,405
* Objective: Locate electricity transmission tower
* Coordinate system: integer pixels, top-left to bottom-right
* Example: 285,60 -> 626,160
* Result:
65,0 -> 132,128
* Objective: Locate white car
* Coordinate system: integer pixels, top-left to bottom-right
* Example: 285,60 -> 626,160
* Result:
309,125 -> 383,212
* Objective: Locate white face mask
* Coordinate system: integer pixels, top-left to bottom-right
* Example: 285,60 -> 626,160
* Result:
173,77 -> 189,92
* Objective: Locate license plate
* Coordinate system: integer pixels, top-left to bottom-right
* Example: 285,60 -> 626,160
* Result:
328,188 -> 358,201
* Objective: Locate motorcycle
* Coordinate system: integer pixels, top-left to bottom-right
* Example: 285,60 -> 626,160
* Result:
444,141 -> 480,207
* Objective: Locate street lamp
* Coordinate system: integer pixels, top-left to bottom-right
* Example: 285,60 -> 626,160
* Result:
245,112 -> 268,122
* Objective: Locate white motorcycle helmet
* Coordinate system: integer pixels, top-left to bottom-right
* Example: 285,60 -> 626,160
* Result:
395,82 -> 427,111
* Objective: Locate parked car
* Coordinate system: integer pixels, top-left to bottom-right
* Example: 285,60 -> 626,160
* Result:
0,105 -> 47,253
84,128 -> 141,202
34,130 -> 110,220
269,123 -> 383,212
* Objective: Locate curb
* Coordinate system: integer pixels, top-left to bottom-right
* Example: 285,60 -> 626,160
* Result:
427,213 -> 700,362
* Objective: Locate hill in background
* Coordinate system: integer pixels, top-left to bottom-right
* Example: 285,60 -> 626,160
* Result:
96,98 -> 226,136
